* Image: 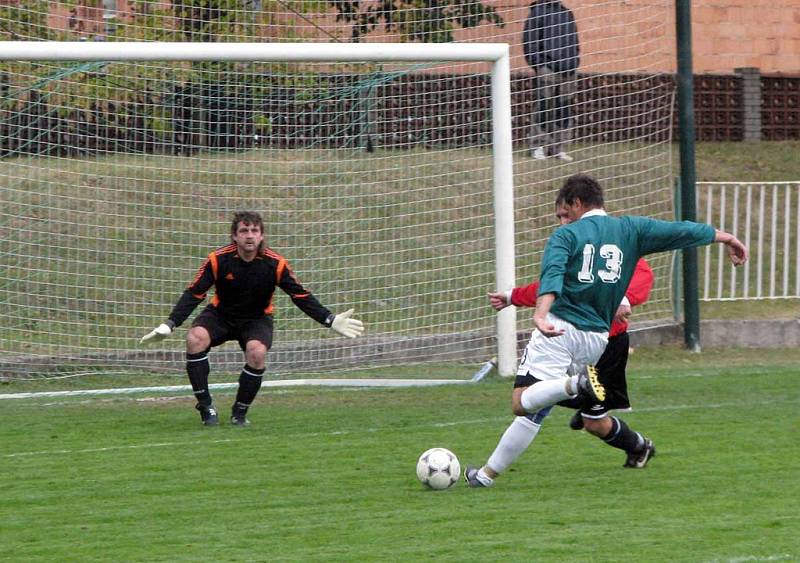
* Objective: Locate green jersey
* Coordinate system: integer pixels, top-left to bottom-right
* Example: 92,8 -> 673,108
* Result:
538,209 -> 715,332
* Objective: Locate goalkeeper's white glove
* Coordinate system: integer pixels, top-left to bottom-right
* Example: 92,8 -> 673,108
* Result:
329,309 -> 364,339
139,321 -> 174,345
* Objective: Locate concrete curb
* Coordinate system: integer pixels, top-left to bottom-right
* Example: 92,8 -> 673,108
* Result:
630,318 -> 800,348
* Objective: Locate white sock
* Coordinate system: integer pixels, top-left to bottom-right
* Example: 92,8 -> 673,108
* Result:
485,416 -> 541,476
566,375 -> 580,395
520,378 -> 574,413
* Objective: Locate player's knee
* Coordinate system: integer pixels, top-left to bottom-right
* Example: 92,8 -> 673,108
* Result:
245,341 -> 267,368
511,388 -> 527,416
186,327 -> 210,354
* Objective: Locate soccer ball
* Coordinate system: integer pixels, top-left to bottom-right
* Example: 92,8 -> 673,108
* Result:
416,447 -> 460,490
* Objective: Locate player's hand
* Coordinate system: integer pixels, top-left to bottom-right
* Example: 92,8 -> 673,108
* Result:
533,314 -> 565,338
139,323 -> 173,345
726,237 -> 748,266
488,292 -> 510,311
613,302 -> 632,324
331,309 -> 364,339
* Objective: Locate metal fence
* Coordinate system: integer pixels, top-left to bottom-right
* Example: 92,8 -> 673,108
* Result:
697,181 -> 800,301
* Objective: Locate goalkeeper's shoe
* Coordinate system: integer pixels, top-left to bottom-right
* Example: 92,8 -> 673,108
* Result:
464,465 -> 492,488
624,439 -> 656,469
195,403 -> 219,426
230,405 -> 250,426
576,365 -> 606,403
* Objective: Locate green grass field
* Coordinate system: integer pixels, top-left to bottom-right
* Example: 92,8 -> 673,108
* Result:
1,347 -> 798,562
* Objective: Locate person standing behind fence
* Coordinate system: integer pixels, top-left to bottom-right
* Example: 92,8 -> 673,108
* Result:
523,0 -> 580,162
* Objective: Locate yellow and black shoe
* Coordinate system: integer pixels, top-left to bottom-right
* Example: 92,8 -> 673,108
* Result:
577,364 -> 606,403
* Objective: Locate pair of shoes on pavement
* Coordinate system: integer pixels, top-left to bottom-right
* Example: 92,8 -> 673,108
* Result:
530,147 -> 574,162
195,403 -> 250,426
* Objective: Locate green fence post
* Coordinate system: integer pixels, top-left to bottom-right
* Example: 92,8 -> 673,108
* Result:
676,0 -> 701,352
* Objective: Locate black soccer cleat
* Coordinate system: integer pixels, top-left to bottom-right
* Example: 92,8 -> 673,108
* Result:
464,465 -> 488,488
196,403 -> 219,426
568,410 -> 585,430
577,364 -> 606,403
624,439 -> 656,468
230,404 -> 250,426
230,415 -> 250,426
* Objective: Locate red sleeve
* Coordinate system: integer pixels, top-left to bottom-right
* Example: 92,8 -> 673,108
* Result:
626,259 -> 654,307
510,281 -> 539,308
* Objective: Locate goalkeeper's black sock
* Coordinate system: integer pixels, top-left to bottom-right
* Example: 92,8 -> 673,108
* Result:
602,416 -> 645,453
233,365 -> 265,415
186,352 -> 212,407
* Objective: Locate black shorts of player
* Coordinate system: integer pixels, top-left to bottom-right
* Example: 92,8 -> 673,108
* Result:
513,332 -> 632,419
191,305 -> 274,351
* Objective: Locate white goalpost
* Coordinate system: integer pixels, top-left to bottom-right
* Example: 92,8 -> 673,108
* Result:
0,41 -> 519,391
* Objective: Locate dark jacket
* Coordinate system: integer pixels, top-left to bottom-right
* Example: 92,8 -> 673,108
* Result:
522,0 -> 580,74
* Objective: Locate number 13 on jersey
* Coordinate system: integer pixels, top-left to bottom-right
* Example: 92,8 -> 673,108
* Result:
577,243 -> 623,283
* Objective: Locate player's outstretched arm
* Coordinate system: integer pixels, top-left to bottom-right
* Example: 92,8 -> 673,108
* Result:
330,309 -> 365,339
489,282 -> 540,311
139,319 -> 176,345
715,230 -> 748,266
488,291 -> 511,311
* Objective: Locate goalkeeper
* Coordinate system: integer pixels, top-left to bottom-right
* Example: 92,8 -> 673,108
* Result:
140,211 -> 364,426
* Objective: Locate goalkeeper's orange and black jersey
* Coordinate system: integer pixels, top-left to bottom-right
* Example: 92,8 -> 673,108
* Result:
167,244 -> 332,327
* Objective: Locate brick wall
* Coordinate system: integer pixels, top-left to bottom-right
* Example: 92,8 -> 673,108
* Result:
24,1 -> 800,75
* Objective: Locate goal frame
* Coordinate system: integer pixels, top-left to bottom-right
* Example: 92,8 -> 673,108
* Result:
0,41 -> 518,379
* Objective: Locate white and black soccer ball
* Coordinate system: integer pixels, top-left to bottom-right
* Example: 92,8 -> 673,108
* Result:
416,447 -> 460,490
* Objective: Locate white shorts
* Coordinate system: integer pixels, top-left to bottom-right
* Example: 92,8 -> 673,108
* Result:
517,313 -> 608,381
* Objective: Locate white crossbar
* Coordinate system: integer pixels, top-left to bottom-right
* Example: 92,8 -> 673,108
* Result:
0,41 -> 509,62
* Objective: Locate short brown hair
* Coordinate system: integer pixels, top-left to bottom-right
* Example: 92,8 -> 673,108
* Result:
231,211 -> 264,235
557,174 -> 605,208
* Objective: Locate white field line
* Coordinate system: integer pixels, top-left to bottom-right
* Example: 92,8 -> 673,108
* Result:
0,364 -> 789,401
3,398 -> 796,460
703,555 -> 795,563
0,378 -> 472,400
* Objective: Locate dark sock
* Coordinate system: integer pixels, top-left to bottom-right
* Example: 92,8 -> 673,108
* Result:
602,417 -> 645,453
186,352 -> 212,406
233,365 -> 265,414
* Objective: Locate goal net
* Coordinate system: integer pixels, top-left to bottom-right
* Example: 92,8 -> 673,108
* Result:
0,42 -> 519,383
0,1 -> 676,387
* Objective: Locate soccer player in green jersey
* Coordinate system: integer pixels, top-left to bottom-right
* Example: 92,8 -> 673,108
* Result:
465,174 -> 747,487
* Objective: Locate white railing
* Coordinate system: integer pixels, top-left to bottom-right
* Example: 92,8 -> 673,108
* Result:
697,182 -> 800,301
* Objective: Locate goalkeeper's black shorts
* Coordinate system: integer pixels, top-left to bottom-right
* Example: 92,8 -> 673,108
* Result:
192,306 -> 274,351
